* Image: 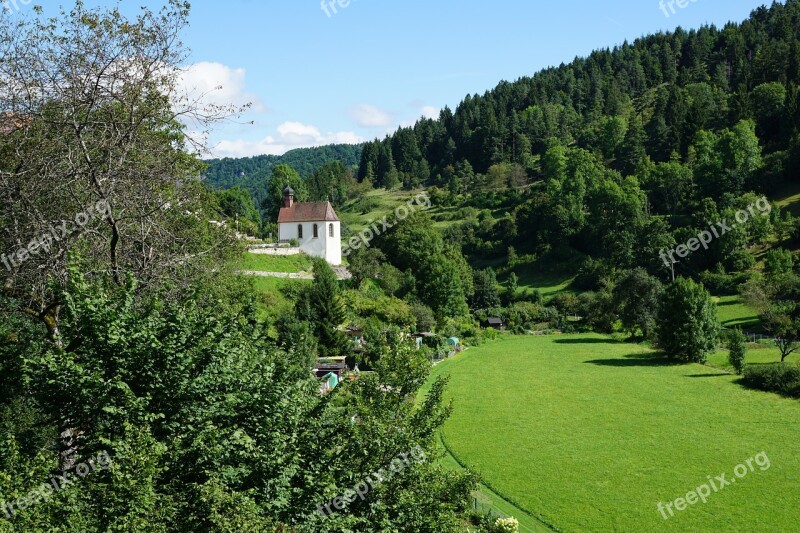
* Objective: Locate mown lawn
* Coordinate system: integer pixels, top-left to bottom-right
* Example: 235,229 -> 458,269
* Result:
234,252 -> 314,273
427,334 -> 800,532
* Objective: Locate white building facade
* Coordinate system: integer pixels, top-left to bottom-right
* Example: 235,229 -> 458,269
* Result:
277,187 -> 342,265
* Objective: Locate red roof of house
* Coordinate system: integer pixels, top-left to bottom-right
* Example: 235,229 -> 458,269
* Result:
278,201 -> 340,223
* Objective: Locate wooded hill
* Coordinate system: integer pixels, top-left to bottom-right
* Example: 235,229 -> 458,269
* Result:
203,143 -> 362,209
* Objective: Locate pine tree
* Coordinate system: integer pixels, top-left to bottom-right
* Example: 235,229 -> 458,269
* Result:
308,259 -> 349,357
505,273 -> 519,306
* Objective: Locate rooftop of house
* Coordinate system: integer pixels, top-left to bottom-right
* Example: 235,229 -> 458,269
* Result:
277,201 -> 340,223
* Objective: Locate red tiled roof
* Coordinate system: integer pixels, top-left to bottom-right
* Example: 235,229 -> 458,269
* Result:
278,201 -> 340,223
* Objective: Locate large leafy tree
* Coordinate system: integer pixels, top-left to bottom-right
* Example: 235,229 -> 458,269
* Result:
613,268 -> 664,339
471,268 -> 501,310
215,186 -> 262,233
656,277 -> 720,363
377,213 -> 469,320
0,1 -> 242,342
743,273 -> 800,362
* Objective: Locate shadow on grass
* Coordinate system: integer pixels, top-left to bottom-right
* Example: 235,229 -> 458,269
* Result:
584,352 -> 680,367
686,373 -> 732,378
554,338 -> 624,345
721,318 -> 761,329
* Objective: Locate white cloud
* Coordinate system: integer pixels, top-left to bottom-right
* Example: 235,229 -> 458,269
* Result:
421,105 -> 439,119
351,104 -> 394,128
176,62 -> 264,112
212,121 -> 363,158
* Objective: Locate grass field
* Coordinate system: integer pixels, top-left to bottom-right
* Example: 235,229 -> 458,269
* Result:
234,252 -> 314,273
426,334 -> 800,532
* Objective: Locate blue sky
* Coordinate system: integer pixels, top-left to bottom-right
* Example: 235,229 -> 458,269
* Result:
75,0 -> 770,157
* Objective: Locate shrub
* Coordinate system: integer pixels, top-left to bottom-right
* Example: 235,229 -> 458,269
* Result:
353,196 -> 381,214
765,248 -> 794,277
550,292 -> 581,316
742,364 -> 800,398
492,517 -> 520,533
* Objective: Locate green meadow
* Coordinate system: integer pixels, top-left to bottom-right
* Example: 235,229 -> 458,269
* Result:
427,334 -> 800,532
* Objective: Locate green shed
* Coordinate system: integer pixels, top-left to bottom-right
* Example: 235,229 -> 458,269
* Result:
322,372 -> 339,390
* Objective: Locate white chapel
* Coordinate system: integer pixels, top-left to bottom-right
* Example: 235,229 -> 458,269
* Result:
277,186 -> 342,265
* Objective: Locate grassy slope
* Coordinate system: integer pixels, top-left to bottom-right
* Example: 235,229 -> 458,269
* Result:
775,184 -> 800,218
713,295 -> 761,331
248,276 -> 309,322
512,262 -> 577,298
436,437 -> 551,533
339,189 -> 426,233
427,334 -> 800,532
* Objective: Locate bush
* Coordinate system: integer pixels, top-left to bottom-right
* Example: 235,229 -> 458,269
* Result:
726,328 -> 747,375
492,517 -> 520,533
549,292 -> 581,316
353,196 -> 381,214
742,364 -> 800,398
765,248 -> 794,277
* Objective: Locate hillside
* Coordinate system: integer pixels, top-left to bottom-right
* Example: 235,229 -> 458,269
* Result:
211,2 -> 800,287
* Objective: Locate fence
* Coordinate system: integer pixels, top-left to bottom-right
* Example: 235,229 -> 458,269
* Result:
721,326 -> 779,346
